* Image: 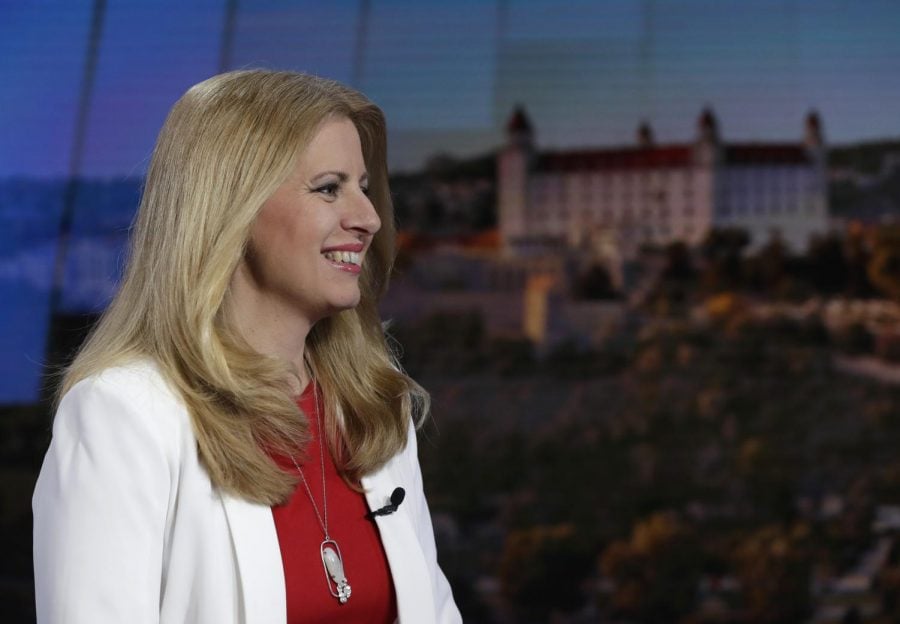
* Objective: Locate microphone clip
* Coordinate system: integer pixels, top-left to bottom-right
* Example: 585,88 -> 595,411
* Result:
366,487 -> 406,520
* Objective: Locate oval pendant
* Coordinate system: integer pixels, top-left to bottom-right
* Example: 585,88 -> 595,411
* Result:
320,539 -> 352,604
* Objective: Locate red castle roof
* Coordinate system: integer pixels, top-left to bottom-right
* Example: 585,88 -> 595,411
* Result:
534,142 -> 810,172
536,146 -> 693,171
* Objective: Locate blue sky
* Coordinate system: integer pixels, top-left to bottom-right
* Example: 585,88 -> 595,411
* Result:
1,0 -> 900,402
1,0 -> 899,177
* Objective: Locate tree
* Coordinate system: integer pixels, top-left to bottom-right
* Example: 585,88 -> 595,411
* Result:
498,524 -> 593,622
736,436 -> 793,514
733,523 -> 813,623
648,241 -> 698,313
699,227 -> 750,293
599,512 -> 702,622
805,232 -> 849,295
868,225 -> 900,301
749,233 -> 791,297
573,263 -> 619,300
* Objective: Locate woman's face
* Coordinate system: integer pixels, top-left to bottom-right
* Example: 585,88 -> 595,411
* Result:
235,116 -> 381,328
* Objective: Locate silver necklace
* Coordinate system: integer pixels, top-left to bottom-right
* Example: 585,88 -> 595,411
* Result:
290,379 -> 352,605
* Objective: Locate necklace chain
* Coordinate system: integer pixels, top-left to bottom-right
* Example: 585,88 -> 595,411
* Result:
290,377 -> 330,541
288,370 -> 352,605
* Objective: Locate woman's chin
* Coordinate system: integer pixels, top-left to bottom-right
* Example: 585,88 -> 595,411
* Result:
323,295 -> 362,316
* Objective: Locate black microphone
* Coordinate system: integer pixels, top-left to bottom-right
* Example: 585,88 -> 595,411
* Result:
366,487 -> 405,520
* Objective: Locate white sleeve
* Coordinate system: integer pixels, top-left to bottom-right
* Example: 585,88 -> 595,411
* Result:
32,376 -> 175,624
404,425 -> 463,624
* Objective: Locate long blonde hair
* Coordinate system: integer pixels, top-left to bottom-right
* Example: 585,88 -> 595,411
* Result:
56,69 -> 429,504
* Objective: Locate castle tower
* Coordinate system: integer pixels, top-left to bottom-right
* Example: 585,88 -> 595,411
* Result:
637,121 -> 654,149
803,109 -> 828,229
694,106 -> 721,167
498,105 -> 535,256
692,106 -> 721,234
804,110 -> 825,163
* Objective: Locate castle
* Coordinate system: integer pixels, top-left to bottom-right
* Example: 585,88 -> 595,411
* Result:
497,106 -> 830,262
384,108 -> 833,352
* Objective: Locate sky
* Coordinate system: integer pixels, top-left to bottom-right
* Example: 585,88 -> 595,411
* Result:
1,0 -> 900,178
1,0 -> 900,402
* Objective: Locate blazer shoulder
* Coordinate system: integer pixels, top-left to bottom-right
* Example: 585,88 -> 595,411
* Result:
69,357 -> 184,406
55,358 -> 192,455
34,359 -> 189,622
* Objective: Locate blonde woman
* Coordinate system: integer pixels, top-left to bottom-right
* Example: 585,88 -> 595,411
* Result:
32,69 -> 461,624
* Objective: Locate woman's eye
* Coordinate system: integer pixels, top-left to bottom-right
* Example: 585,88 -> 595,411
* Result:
315,183 -> 339,197
361,186 -> 370,196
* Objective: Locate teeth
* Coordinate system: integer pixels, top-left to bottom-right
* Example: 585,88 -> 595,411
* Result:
323,250 -> 361,265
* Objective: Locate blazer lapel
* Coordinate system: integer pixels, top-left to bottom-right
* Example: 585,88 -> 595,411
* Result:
362,468 -> 436,623
220,492 -> 286,624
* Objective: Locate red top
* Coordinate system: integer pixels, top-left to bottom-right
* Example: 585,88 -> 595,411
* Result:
271,380 -> 398,624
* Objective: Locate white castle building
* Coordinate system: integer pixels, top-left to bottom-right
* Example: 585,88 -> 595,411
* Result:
498,106 -> 829,260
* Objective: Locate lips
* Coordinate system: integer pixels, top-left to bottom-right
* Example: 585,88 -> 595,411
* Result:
322,250 -> 362,275
321,239 -> 365,276
321,242 -> 364,253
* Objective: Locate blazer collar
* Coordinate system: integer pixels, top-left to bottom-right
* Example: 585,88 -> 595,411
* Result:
220,491 -> 287,624
361,463 -> 436,622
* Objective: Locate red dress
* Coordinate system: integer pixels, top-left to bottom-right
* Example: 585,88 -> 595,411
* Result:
271,380 -> 398,624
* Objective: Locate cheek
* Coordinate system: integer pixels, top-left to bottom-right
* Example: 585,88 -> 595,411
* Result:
254,209 -> 309,260
250,198 -> 334,274
245,222 -> 293,285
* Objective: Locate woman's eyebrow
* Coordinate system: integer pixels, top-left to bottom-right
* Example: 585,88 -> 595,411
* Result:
310,171 -> 369,184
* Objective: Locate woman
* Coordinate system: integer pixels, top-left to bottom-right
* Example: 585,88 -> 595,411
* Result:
32,69 -> 462,623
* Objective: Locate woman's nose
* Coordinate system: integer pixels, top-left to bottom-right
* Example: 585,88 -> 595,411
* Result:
344,190 -> 381,235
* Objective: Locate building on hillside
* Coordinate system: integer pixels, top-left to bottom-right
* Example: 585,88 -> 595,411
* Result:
497,106 -> 830,261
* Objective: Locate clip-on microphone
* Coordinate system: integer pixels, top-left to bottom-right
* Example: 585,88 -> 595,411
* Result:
366,487 -> 405,520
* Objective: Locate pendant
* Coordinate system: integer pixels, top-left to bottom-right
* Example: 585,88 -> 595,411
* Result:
321,539 -> 352,604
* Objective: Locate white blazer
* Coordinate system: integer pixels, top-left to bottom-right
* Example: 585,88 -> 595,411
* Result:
32,359 -> 462,624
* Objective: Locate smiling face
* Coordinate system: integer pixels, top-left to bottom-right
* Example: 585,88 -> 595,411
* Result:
232,116 -> 382,333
